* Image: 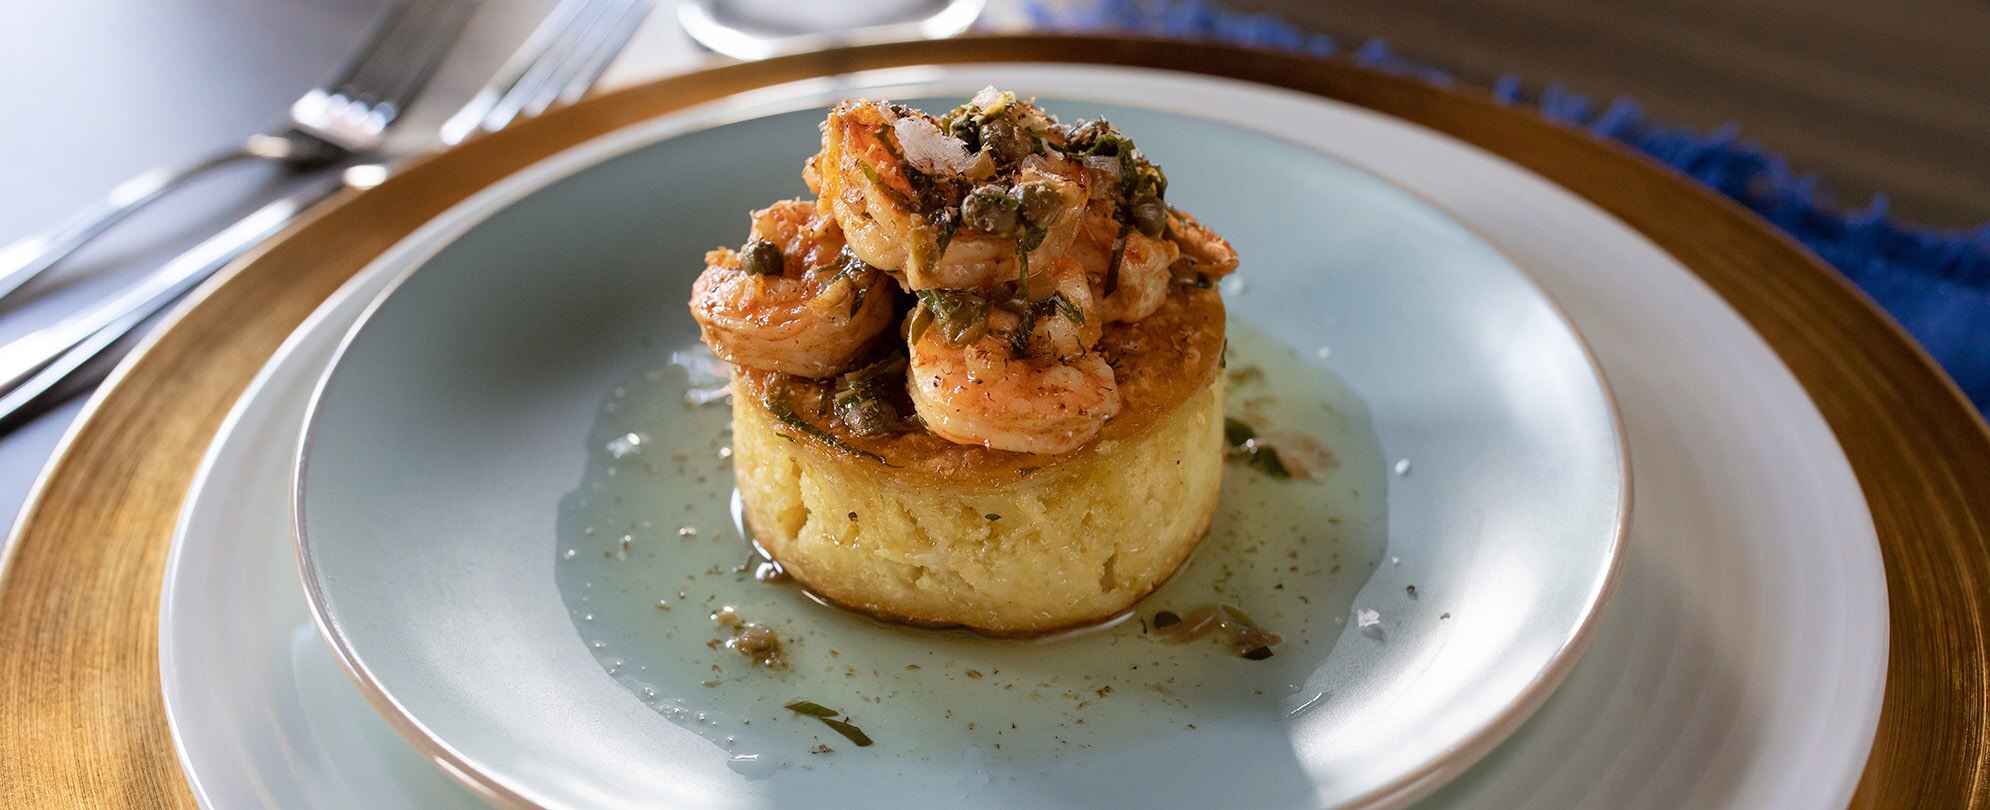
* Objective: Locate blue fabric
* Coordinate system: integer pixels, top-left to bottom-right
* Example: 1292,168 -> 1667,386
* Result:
1025,0 -> 1990,413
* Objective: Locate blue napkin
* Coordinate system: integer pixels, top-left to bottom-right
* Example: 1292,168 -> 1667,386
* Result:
1027,0 -> 1990,413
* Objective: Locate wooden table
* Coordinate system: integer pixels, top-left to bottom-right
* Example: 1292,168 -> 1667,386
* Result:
1251,0 -> 1990,228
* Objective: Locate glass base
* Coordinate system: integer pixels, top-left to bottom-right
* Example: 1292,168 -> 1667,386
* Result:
677,0 -> 986,60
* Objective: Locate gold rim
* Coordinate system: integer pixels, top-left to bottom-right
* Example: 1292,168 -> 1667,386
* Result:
0,35 -> 1982,809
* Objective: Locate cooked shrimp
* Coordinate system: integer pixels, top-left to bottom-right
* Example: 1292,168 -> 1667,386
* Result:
907,309 -> 1121,454
806,98 -> 1088,291
1066,199 -> 1181,323
1021,256 -> 1103,357
1165,208 -> 1239,280
689,199 -> 898,378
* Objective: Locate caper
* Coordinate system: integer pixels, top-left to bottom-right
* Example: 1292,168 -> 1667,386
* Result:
947,116 -> 981,152
1128,194 -> 1167,238
979,117 -> 1033,163
1012,181 -> 1062,226
739,239 -> 784,276
961,185 -> 1020,235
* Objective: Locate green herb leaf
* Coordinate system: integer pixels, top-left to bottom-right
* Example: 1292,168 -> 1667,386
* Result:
1102,222 -> 1131,296
1245,445 -> 1292,479
785,700 -> 840,718
1050,292 -> 1085,324
1019,224 -> 1048,253
1223,418 -> 1257,447
858,160 -> 918,213
931,211 -> 957,261
1015,238 -> 1030,297
768,392 -> 891,465
834,351 -> 908,437
820,717 -> 875,747
914,289 -> 992,346
1009,297 -> 1039,357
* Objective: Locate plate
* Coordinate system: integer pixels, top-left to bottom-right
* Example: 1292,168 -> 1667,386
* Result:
153,62 -> 1900,809
292,80 -> 1625,807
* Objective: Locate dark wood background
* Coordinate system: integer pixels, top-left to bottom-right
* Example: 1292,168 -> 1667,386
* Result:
1248,0 -> 1990,228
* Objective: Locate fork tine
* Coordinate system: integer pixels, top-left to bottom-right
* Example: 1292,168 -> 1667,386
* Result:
482,0 -> 619,130
552,0 -> 652,107
317,0 -> 421,99
439,0 -> 613,144
339,0 -> 454,103
362,0 -> 478,113
516,0 -> 650,117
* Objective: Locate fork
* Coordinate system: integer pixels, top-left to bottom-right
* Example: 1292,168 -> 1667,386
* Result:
0,0 -> 655,431
0,0 -> 476,304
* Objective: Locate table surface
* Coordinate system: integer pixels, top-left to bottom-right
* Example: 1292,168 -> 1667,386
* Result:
0,0 -> 1983,539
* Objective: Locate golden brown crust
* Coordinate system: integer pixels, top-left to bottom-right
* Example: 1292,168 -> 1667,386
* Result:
731,283 -> 1225,487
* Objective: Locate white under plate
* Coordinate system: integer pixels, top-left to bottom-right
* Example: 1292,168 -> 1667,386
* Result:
162,64 -> 1885,809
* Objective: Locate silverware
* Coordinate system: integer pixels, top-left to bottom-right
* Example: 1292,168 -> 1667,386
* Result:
0,0 -> 655,432
0,0 -> 476,304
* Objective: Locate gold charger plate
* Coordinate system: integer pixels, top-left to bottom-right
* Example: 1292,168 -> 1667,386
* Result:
0,36 -> 1984,808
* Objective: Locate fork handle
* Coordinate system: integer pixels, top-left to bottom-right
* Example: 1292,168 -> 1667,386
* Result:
0,173 -> 346,423
0,145 -> 262,304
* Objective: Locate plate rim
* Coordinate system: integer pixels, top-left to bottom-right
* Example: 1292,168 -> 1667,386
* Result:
2,34 -> 1981,809
288,69 -> 1634,810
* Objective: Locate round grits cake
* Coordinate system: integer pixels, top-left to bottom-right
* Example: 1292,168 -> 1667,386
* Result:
731,286 -> 1226,635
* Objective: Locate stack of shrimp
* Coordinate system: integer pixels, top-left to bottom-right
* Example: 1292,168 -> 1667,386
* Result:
691,87 -> 1237,457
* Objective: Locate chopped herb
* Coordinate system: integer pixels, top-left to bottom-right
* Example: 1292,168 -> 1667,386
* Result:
1241,646 -> 1275,661
1102,222 -> 1130,296
1018,224 -> 1048,252
1244,445 -> 1292,479
822,718 -> 874,746
930,211 -> 957,261
914,289 -> 992,346
1009,298 -> 1039,357
1223,417 -> 1257,447
785,700 -> 839,718
1016,239 -> 1031,297
768,391 -> 891,465
1050,292 -> 1084,324
985,513 -> 1001,521
858,160 -> 917,212
834,351 -> 908,436
904,304 -> 935,345
1152,610 -> 1181,628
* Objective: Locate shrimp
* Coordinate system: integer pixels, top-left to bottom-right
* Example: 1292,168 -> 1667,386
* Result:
689,199 -> 899,378
805,98 -> 1088,291
907,312 -> 1122,455
1068,199 -> 1181,323
1165,208 -> 1239,280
